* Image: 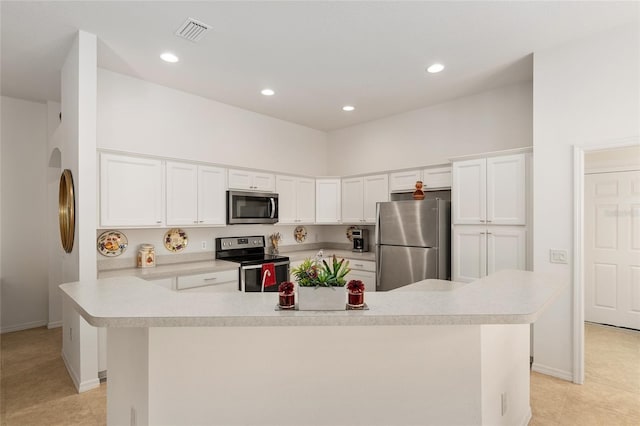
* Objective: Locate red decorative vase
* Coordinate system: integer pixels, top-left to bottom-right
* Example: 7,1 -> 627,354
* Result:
347,290 -> 364,308
279,292 -> 295,309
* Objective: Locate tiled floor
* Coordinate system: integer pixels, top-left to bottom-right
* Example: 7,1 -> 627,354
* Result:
1,323 -> 638,425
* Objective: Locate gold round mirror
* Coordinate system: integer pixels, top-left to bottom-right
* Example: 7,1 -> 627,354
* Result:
59,169 -> 75,253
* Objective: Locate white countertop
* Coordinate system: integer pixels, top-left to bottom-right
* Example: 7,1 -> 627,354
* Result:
60,270 -> 566,328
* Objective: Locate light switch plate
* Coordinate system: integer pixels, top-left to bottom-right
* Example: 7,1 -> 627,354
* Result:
549,249 -> 568,264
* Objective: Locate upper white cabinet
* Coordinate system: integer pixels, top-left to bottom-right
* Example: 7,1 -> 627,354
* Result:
166,161 -> 226,226
342,174 -> 389,224
422,166 -> 452,189
100,153 -> 164,227
228,169 -> 275,192
276,175 -> 315,224
453,154 -> 525,225
389,169 -> 421,192
316,178 -> 341,223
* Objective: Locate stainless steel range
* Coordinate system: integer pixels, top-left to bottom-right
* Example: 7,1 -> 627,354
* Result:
215,236 -> 289,292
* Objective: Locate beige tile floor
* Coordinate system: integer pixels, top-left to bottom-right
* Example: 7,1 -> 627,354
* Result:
1,323 -> 638,425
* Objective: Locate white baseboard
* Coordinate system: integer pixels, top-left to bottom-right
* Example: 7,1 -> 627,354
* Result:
47,321 -> 62,329
520,406 -> 532,426
1,320 -> 47,334
531,363 -> 573,381
61,349 -> 100,393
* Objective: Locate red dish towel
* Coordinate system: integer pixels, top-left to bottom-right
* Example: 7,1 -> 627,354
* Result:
261,263 -> 276,289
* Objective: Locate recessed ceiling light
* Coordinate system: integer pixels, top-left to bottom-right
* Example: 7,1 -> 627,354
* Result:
427,63 -> 445,73
261,89 -> 275,96
160,52 -> 179,63
342,105 -> 355,112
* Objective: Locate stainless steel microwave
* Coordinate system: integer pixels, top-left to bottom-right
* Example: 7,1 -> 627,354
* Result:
227,191 -> 279,224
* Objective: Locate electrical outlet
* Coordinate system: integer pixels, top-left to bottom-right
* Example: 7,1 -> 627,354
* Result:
201,241 -> 207,250
501,392 -> 508,416
549,249 -> 568,264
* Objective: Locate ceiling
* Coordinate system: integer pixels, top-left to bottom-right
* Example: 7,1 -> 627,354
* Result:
1,1 -> 638,131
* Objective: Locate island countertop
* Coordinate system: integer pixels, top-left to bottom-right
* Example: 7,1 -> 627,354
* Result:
60,269 -> 566,328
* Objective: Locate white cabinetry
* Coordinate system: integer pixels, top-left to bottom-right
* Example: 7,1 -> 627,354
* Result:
422,166 -> 452,189
342,174 -> 389,224
316,178 -> 341,223
100,153 -> 164,227
176,269 -> 238,292
346,259 -> 376,292
452,226 -> 526,283
166,162 -> 226,226
276,175 -> 315,224
228,169 -> 275,192
453,154 -> 525,225
389,169 -> 421,192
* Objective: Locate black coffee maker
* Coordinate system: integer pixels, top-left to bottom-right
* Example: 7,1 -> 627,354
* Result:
352,229 -> 369,252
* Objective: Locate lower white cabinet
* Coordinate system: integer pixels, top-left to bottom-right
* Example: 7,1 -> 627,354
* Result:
346,259 -> 376,292
452,226 -> 526,283
176,270 -> 239,292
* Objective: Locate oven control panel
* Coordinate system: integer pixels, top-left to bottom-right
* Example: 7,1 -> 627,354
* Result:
216,236 -> 265,251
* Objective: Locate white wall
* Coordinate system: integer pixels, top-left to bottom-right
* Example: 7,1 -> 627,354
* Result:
0,96 -> 49,333
326,82 -> 533,175
97,69 -> 328,177
532,23 -> 639,380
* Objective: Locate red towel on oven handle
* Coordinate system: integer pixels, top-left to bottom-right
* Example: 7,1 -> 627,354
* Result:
261,263 -> 276,288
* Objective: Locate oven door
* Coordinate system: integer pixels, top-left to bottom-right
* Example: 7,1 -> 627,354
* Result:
227,191 -> 278,224
241,261 -> 290,292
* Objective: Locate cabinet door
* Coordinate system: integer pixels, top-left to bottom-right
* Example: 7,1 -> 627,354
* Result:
486,154 -> 526,225
389,170 -> 421,192
486,226 -> 526,275
342,177 -> 364,223
100,153 -> 164,227
346,269 -> 376,293
252,172 -> 275,192
452,159 -> 486,224
452,226 -> 487,283
276,175 -> 297,224
198,165 -> 226,225
296,177 -> 316,223
363,174 -> 389,223
316,179 -> 341,223
166,161 -> 199,226
227,169 -> 253,190
423,166 -> 452,189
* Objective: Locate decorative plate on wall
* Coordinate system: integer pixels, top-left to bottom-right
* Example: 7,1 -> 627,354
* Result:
59,169 -> 75,253
97,230 -> 128,257
164,228 -> 188,252
346,226 -> 359,242
294,225 -> 307,243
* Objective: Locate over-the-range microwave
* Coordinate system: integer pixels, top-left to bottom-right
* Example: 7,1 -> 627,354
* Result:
227,190 -> 279,224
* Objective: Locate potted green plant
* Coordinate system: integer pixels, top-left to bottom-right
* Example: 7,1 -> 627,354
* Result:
291,255 -> 351,310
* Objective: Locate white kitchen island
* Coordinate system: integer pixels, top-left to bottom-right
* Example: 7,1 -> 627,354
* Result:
60,270 -> 565,426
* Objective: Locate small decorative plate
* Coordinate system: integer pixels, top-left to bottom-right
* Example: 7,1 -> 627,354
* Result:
294,225 -> 307,243
164,228 -> 188,252
346,226 -> 359,242
97,231 -> 128,257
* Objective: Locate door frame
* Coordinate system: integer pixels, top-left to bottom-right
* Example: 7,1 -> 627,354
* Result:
572,137 -> 639,384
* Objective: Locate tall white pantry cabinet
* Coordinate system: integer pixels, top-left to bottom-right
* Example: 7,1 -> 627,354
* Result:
451,153 -> 531,282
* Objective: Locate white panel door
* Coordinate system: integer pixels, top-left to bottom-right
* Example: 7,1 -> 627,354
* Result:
227,169 -> 252,190
452,226 -> 487,283
100,153 -> 164,227
166,161 -> 199,226
197,165 -> 226,225
342,177 -> 364,223
296,177 -> 316,223
423,166 -> 452,189
486,226 -> 526,275
252,172 -> 275,192
452,159 -> 486,224
389,169 -> 421,192
276,175 -> 297,224
363,174 -> 389,223
316,179 -> 341,223
486,154 -> 526,225
585,171 -> 640,330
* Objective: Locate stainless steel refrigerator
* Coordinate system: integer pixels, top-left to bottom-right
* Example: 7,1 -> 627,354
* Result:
376,199 -> 450,291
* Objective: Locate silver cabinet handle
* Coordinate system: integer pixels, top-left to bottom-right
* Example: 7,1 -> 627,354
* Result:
354,264 -> 364,268
486,220 -> 492,223
193,220 -> 198,223
204,277 -> 218,281
156,221 -> 162,224
199,220 -> 204,223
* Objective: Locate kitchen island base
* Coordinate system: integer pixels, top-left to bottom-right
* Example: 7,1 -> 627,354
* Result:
107,324 -> 531,426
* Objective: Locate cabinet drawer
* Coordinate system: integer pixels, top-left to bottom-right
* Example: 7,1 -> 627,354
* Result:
177,269 -> 238,291
347,259 -> 375,272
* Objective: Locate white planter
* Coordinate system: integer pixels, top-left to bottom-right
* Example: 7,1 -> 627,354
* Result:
297,286 -> 346,311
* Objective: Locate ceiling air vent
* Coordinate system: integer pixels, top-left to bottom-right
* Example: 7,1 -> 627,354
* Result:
175,18 -> 210,42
